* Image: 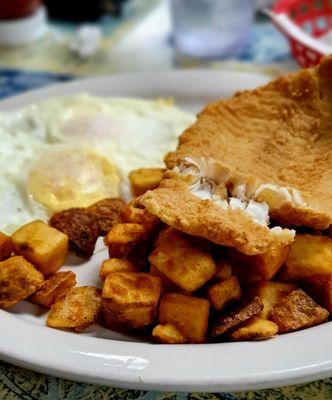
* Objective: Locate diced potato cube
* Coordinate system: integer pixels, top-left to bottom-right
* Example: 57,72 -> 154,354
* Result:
158,292 -> 210,343
102,271 -> 162,330
207,276 -> 242,311
303,274 -> 332,313
149,228 -> 216,292
149,264 -> 186,294
214,260 -> 232,280
104,223 -> 147,258
0,232 -> 12,261
30,271 -> 76,308
87,197 -> 125,235
228,316 -> 278,341
99,258 -> 137,281
152,324 -> 187,344
228,244 -> 290,280
0,256 -> 44,308
280,234 -> 332,281
211,297 -> 263,337
129,168 -> 165,196
270,289 -> 329,333
121,199 -> 161,233
249,281 -> 298,319
46,286 -> 102,332
12,220 -> 69,276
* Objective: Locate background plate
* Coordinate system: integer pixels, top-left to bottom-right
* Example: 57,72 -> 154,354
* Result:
1,70 -> 331,392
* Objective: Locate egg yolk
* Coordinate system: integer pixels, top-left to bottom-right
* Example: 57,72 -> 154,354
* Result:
28,147 -> 120,212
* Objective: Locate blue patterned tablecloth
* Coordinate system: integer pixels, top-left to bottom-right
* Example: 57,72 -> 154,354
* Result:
1,7 -> 331,399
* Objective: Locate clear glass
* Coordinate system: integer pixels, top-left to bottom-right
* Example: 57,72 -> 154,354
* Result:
170,0 -> 255,59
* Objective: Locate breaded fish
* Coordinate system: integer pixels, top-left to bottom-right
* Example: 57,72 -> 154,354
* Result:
141,57 -> 332,254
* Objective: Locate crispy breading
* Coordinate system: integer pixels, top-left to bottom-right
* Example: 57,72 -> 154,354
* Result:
269,289 -> 329,333
164,57 -> 332,230
141,178 -> 294,255
211,296 -> 263,337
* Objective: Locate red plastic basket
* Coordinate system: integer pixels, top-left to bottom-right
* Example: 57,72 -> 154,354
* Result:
272,0 -> 332,67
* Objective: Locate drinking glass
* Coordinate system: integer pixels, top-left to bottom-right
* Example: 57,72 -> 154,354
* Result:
170,0 -> 255,58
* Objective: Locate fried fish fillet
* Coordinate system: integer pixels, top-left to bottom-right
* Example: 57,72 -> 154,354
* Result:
141,57 -> 332,255
165,57 -> 332,230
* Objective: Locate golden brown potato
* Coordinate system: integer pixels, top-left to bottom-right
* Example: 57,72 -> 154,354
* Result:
87,197 -> 125,235
12,220 -> 69,276
50,209 -> 99,258
214,260 -> 232,280
149,228 -> 216,292
102,271 -> 162,330
211,297 -> 263,337
0,232 -> 12,261
30,271 -> 76,308
0,256 -> 44,308
152,324 -> 187,344
99,258 -> 137,281
46,286 -> 102,332
279,234 -> 332,281
228,244 -> 290,281
120,199 -> 161,233
302,274 -> 332,313
207,276 -> 242,311
249,281 -> 298,320
104,223 -> 147,258
149,264 -> 186,293
270,289 -> 329,333
228,316 -> 278,341
158,292 -> 210,343
129,168 -> 165,196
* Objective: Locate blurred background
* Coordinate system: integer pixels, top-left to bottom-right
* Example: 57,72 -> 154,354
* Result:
0,0 -> 331,98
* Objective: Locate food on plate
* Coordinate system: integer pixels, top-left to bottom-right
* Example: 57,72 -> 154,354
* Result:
0,95 -> 194,234
105,223 -> 149,259
269,289 -> 329,333
302,274 -> 332,313
141,177 -> 295,256
86,197 -> 125,235
50,209 -> 100,257
211,297 -> 264,337
279,234 -> 332,281
99,258 -> 137,281
141,58 -> 332,258
228,244 -> 290,280
0,256 -> 44,308
0,232 -> 12,261
30,271 -> 77,309
227,316 -> 278,341
152,323 -> 187,344
214,260 -> 232,280
46,286 -> 102,332
158,293 -> 210,343
1,58 -> 332,345
129,167 -> 165,196
11,220 -> 69,276
149,228 -> 216,292
120,198 -> 161,234
102,271 -> 162,330
207,276 -> 242,311
249,281 -> 298,320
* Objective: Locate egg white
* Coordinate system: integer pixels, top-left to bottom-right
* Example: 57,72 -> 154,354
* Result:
0,94 -> 195,234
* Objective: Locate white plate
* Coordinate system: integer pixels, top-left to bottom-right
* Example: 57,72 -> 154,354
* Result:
1,70 -> 331,393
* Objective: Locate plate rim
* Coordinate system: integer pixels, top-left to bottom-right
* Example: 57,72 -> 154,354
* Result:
1,69 -> 331,392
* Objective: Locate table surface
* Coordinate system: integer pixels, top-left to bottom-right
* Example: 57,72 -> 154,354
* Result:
0,1 -> 331,398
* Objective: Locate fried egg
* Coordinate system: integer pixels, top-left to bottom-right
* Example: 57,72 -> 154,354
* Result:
0,94 -> 195,234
